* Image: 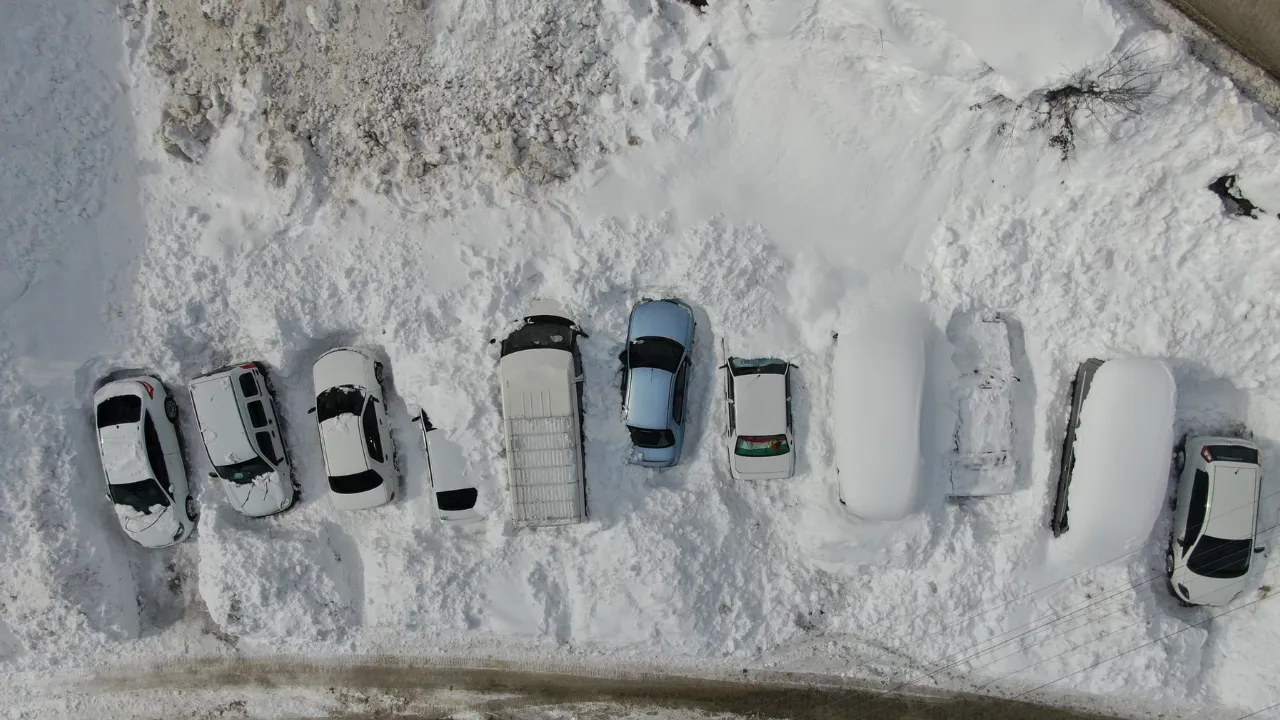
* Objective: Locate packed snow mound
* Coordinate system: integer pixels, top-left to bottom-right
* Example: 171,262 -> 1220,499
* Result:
1046,358 -> 1176,577
129,0 -> 619,188
197,506 -> 359,641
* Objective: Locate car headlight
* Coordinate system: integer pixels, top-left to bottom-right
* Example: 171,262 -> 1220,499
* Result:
1176,583 -> 1190,599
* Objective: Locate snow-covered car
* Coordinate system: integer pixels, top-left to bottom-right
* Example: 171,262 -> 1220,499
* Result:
189,362 -> 295,517
1047,358 -> 1175,570
413,410 -> 483,523
498,301 -> 588,527
93,376 -> 196,547
621,298 -> 696,468
724,357 -> 795,480
309,348 -> 398,511
833,311 -> 925,521
947,313 -> 1018,497
1168,436 -> 1264,607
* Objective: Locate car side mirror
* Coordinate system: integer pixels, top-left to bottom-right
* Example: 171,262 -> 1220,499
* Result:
1255,547 -> 1266,554
208,472 -> 217,478
307,407 -> 316,414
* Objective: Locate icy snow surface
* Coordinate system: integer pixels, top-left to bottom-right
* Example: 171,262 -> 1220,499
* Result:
5,0 -> 1280,717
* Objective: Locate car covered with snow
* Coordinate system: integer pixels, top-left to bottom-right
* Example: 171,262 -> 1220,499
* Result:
833,311 -> 925,521
1048,358 -> 1175,565
621,298 -> 696,468
189,362 -> 295,517
498,301 -> 588,527
724,357 -> 795,480
1168,436 -> 1264,606
413,410 -> 483,524
947,313 -> 1018,497
93,375 -> 196,547
310,348 -> 398,511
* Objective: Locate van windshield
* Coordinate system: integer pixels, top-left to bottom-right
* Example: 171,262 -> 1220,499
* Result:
215,456 -> 274,484
501,318 -> 575,357
316,386 -> 365,423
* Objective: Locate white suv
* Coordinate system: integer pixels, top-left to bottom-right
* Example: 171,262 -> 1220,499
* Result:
310,348 -> 398,511
93,376 -> 196,547
190,362 -> 295,517
1168,436 -> 1264,606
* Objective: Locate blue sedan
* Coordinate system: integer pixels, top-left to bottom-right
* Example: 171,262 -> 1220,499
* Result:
622,299 -> 696,467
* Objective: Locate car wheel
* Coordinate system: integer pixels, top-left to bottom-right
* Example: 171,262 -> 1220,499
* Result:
185,496 -> 198,522
1165,548 -> 1175,576
164,397 -> 179,422
374,362 -> 385,385
1174,448 -> 1185,473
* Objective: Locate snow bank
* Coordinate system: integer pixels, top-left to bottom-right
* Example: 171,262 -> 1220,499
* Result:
1046,359 -> 1176,575
833,306 -> 927,521
197,506 -> 359,641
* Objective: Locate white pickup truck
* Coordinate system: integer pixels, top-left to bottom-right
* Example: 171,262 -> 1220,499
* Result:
498,301 -> 588,528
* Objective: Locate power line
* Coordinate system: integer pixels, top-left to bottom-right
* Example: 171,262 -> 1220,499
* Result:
1235,700 -> 1280,719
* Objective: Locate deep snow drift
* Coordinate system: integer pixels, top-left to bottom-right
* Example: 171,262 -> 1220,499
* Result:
4,0 -> 1280,718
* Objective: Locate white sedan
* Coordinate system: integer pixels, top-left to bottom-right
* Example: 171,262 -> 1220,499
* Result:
1168,436 -> 1264,606
93,376 -> 197,547
724,357 -> 796,480
310,348 -> 398,511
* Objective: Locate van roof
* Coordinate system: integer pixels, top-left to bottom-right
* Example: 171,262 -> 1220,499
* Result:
190,373 -> 256,465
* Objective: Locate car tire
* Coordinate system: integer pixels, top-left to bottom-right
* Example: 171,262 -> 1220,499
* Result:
185,496 -> 198,522
374,362 -> 385,385
164,397 -> 179,422
1165,547 -> 1175,576
1174,448 -> 1185,473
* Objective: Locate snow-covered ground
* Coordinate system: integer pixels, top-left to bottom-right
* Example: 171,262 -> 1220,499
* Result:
4,0 -> 1280,717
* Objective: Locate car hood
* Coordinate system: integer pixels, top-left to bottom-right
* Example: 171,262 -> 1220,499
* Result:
221,470 -> 292,517
313,349 -> 375,394
625,367 -> 674,430
1172,564 -> 1250,607
114,502 -> 182,547
318,415 -> 369,476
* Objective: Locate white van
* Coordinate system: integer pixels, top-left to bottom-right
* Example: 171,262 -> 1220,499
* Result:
498,301 -> 588,527
190,362 -> 295,517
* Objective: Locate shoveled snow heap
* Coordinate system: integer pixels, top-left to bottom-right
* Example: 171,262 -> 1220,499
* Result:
5,0 -> 1280,718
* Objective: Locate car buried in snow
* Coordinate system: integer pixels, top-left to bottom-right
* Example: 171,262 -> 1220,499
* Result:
309,348 -> 399,511
93,375 -> 197,547
1168,436 -> 1264,607
723,356 -> 796,480
498,300 -> 588,527
190,362 -> 295,517
621,298 -> 696,468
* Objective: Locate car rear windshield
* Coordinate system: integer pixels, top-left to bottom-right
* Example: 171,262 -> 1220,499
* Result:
501,317 -> 575,357
437,487 -> 479,511
1207,445 -> 1260,465
628,426 -> 675,449
316,385 -> 365,423
215,456 -> 274,485
729,358 -> 788,376
1187,535 -> 1253,579
629,337 -> 684,373
735,434 -> 791,457
97,395 -> 142,427
329,469 -> 384,494
108,479 -> 171,511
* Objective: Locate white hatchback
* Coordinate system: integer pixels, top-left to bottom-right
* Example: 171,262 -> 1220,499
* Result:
1168,436 -> 1264,607
723,357 -> 795,480
93,376 -> 197,547
190,362 -> 295,517
310,348 -> 398,511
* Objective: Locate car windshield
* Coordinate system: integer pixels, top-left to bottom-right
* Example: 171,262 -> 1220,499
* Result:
215,456 -> 274,485
437,488 -> 479,511
1187,535 -> 1253,579
729,358 -> 788,376
329,469 -> 384,494
1207,445 -> 1260,465
628,426 -> 675,449
97,395 -> 142,427
108,479 -> 171,512
501,317 -> 575,357
735,434 -> 791,457
316,385 -> 365,423
629,337 -> 683,373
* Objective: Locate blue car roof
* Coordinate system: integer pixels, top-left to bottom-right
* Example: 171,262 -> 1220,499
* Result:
626,367 -> 674,430
628,300 -> 692,343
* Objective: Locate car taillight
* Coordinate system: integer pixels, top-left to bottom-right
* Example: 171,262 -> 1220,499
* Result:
239,363 -> 257,370
1201,446 -> 1214,463
138,381 -> 155,398
390,492 -> 396,502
